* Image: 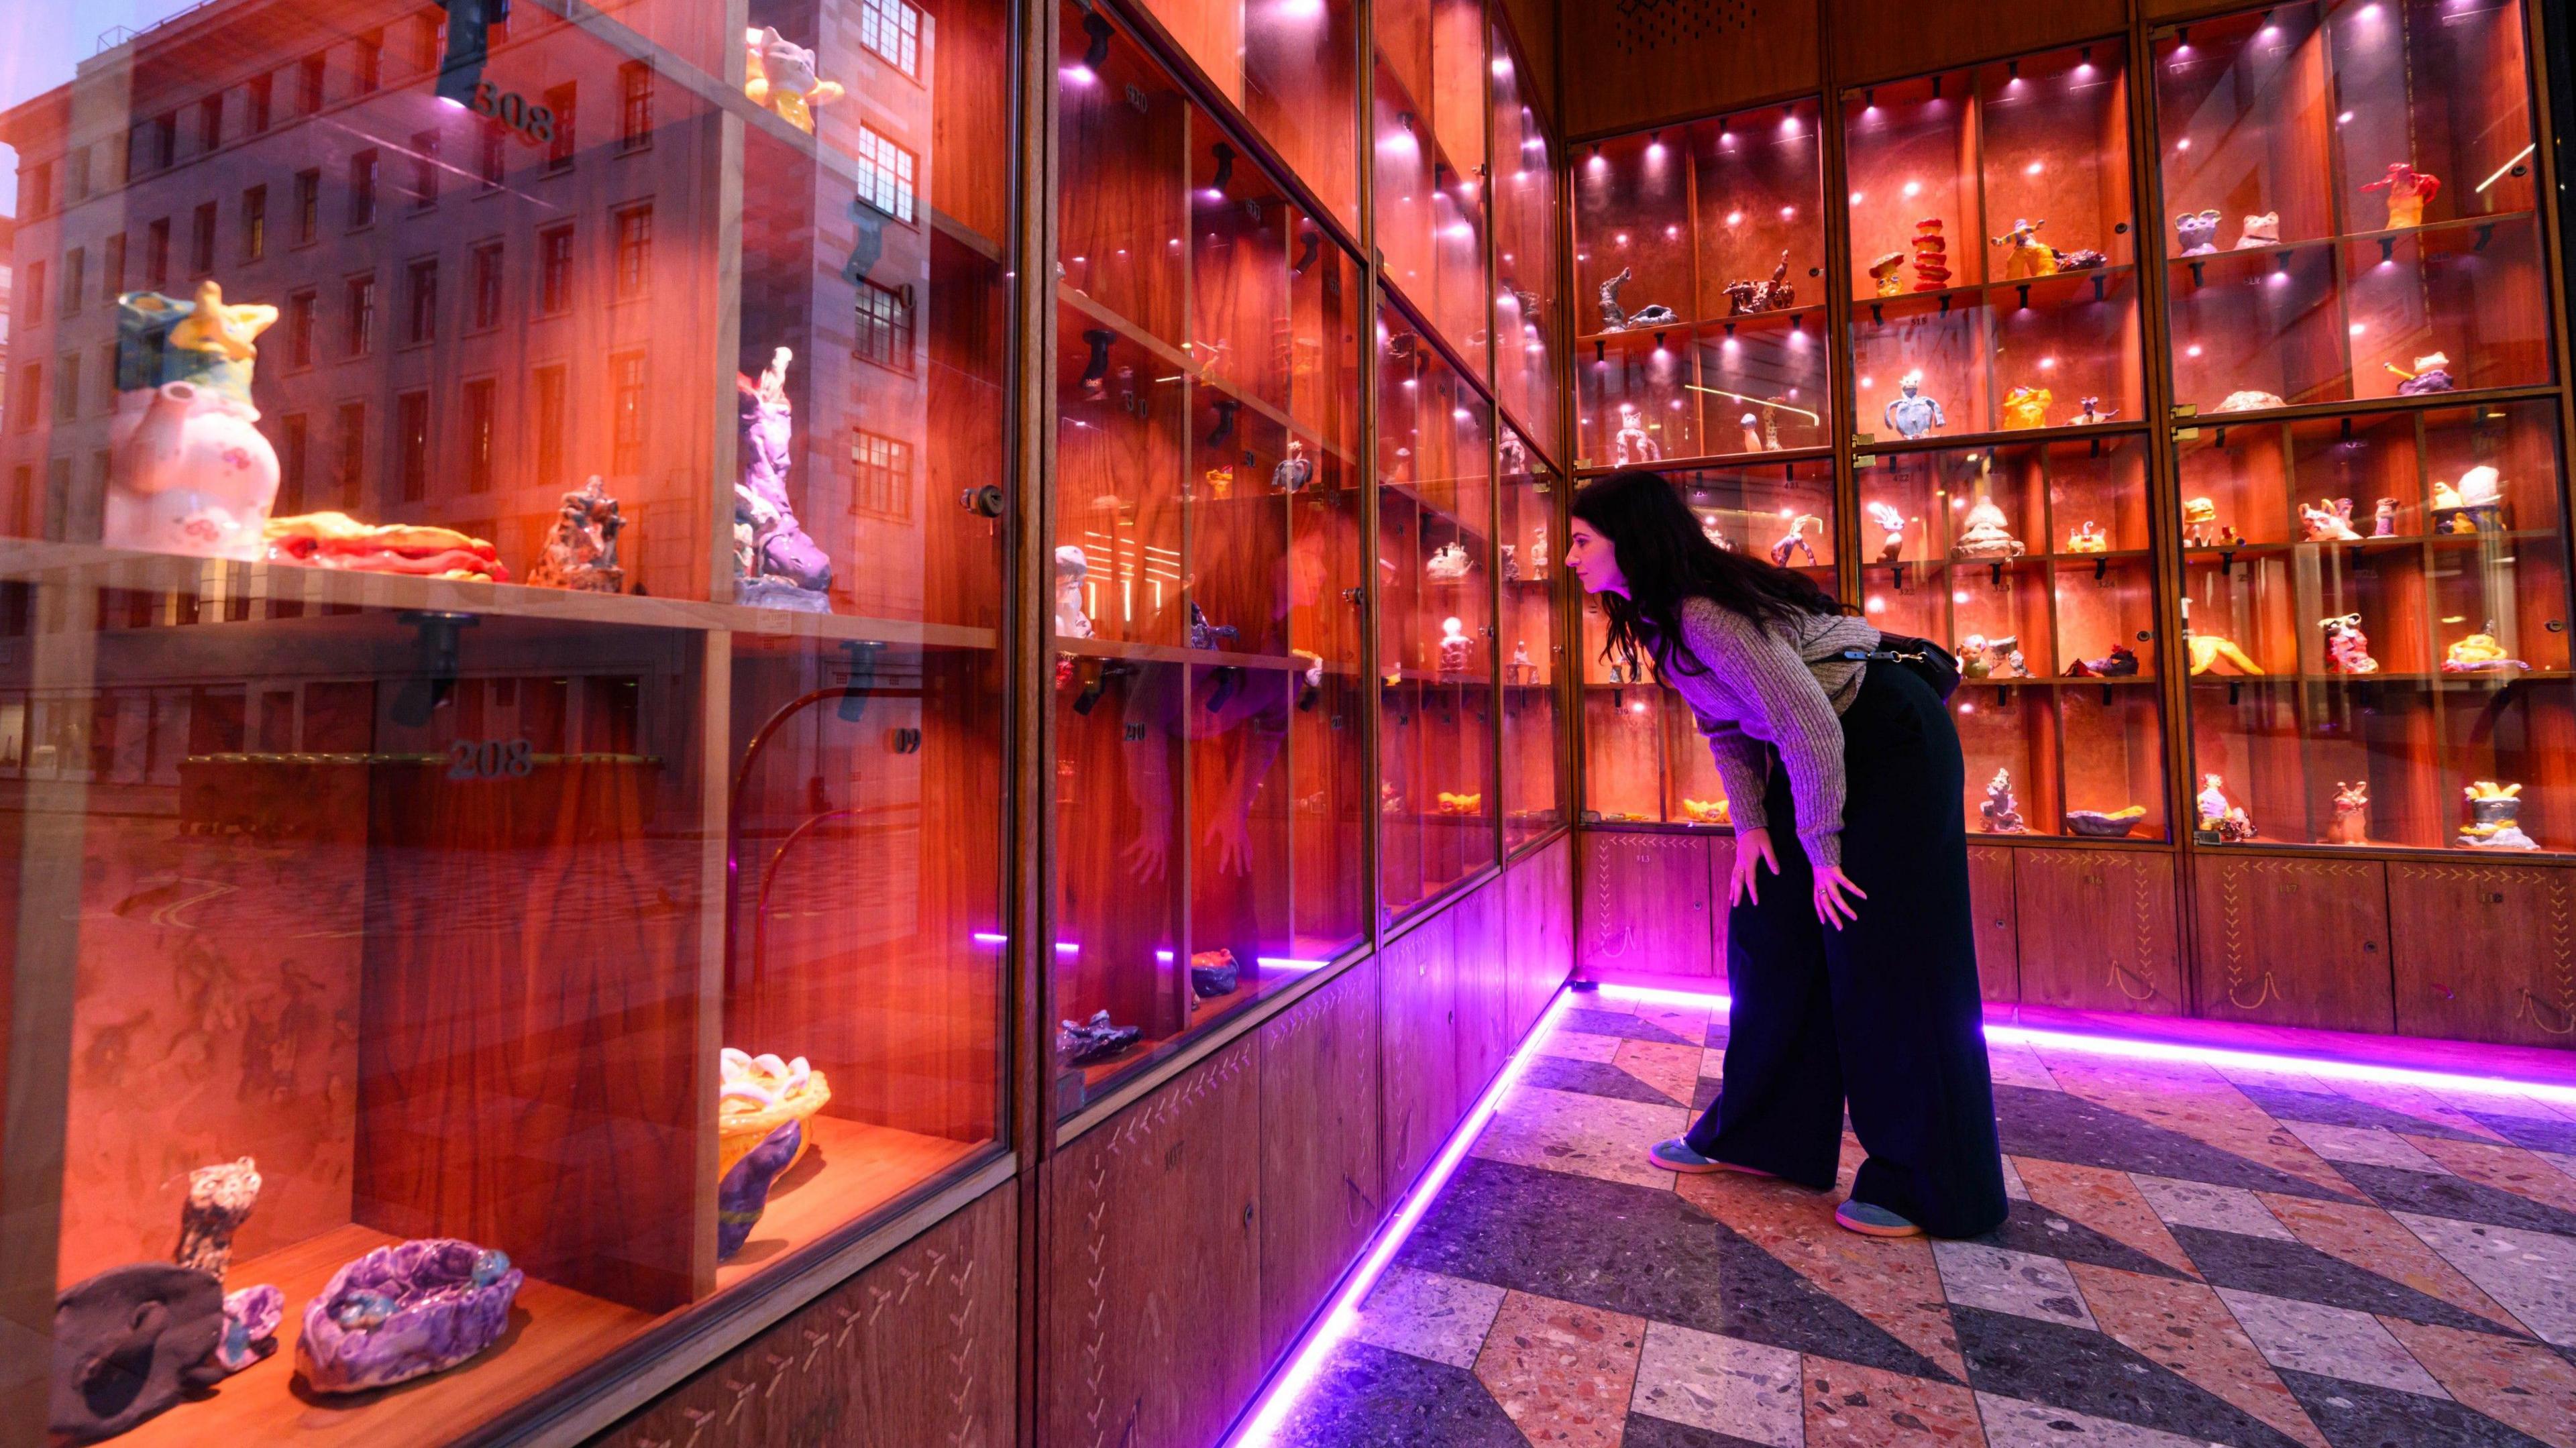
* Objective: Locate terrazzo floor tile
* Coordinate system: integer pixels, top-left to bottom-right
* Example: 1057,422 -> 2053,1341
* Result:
1615,1039 -> 1708,1110
1526,1054 -> 1697,1108
2381,1317 -> 2576,1448
2129,1175 -> 2298,1241
1984,1046 -> 2061,1093
2273,1368 -> 2556,1448
1355,1266 -> 1509,1370
1932,1241 -> 2098,1329
1540,1029 -> 1629,1063
2008,1159 -> 2198,1278
1974,1392 -> 2260,1448
1472,1085 -> 1689,1189
1994,1089 -> 2351,1203
2338,1161 -> 2576,1237
2212,1288 -> 2448,1397
2233,1082 -> 2493,1143
2274,1121 -> 2452,1172
1275,1339 -> 1527,1448
1996,1156 -> 2029,1202
2039,1064 -> 2358,1202
1627,1322 -> 1805,1447
2408,1135 -> 2576,1219
1951,1305 -> 2315,1448
2169,1222 -> 2516,1335
2445,1103 -> 2576,1156
1634,1003 -> 1713,1044
2254,1193 -> 2526,1334
2067,1262 -> 2328,1448
1560,1008 -> 1701,1046
1800,1355 -> 1985,1447
2396,1213 -> 2576,1347
1617,1414 -> 1780,1448
1968,1198 -> 2192,1282
2317,1082 -> 2515,1143
1473,1291 -> 1649,1448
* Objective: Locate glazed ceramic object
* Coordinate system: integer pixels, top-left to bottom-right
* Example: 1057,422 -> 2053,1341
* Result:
51,1264 -> 225,1443
105,282 -> 282,561
716,1118 -> 804,1261
719,1048 -> 833,1180
2065,807 -> 2147,838
211,1283 -> 285,1376
735,349 -> 835,611
526,477 -> 627,592
1189,948 -> 1240,998
174,1156 -> 260,1281
743,27 -> 843,133
1059,1010 -> 1141,1065
298,1239 -> 522,1394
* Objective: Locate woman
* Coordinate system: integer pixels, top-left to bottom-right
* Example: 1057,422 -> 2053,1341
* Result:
1566,471 -> 2005,1240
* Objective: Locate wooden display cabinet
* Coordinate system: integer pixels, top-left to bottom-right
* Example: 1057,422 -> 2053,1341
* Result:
2176,401 -> 2574,852
1856,436 -> 2167,840
1577,461 -> 1838,830
1573,100 -> 1831,469
1843,43 -> 2145,444
1378,307 -> 1499,923
2151,0 -> 2553,416
1499,426 -> 1564,852
1374,0 -> 1493,381
1491,19 -> 1564,465
1052,3 -> 1370,1115
1123,0 -> 1360,233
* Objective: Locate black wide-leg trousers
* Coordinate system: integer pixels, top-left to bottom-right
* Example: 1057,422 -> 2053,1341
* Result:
1680,663 -> 2008,1239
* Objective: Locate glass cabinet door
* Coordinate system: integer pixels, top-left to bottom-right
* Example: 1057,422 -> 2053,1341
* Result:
1124,0 -> 1360,233
1373,0 -> 1491,382
1490,21 -> 1563,467
1499,424 -> 1562,850
1051,4 -> 1367,1115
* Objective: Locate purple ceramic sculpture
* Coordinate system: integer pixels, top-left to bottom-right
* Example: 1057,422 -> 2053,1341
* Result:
297,1239 -> 523,1394
212,1284 -> 285,1375
716,1118 -> 804,1261
51,1264 -> 225,1443
735,348 -> 834,611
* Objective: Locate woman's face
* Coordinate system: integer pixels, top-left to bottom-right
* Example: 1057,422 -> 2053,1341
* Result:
1564,518 -> 1629,597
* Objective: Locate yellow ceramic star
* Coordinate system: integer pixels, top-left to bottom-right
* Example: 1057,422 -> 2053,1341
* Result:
167,280 -> 277,361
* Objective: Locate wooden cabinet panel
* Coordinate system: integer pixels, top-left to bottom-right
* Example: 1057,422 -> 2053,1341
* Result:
1829,0 -> 2128,86
1578,830 -> 1716,979
2015,849 -> 2184,1015
1451,881 -> 1511,1103
1707,834 -> 1735,984
1381,911 -> 1462,1197
1507,834 -> 1574,1036
1258,960 -> 1385,1363
2193,856 -> 2394,1035
1968,844 -> 2019,1003
593,1182 -> 1016,1448
2389,862 -> 2576,1049
1558,0 -> 1822,139
1046,1040 -> 1264,1448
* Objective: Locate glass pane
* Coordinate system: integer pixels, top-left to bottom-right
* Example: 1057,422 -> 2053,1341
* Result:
1491,25 -> 1562,465
1373,0 -> 1490,380
1126,0 -> 1360,233
1499,425 -> 1560,849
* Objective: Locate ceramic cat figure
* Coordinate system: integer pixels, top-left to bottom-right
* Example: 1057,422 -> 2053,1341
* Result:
105,282 -> 282,561
1867,501 -> 1907,561
744,27 -> 843,133
2175,209 -> 2222,256
2235,212 -> 2280,249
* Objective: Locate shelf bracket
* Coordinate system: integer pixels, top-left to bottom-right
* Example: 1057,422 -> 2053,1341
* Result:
837,639 -> 882,722
2474,223 -> 2496,252
2017,284 -> 2031,310
2088,437 -> 2102,459
1869,302 -> 1884,326
2228,680 -> 2243,706
2094,557 -> 2108,582
1593,339 -> 1606,363
2092,273 -> 2106,303
1988,561 -> 2005,589
2188,260 -> 2206,288
1938,294 -> 1953,317
1892,563 -> 1907,590
2377,236 -> 2396,265
2220,551 -> 2235,577
1994,683 -> 2012,706
2100,683 -> 2114,706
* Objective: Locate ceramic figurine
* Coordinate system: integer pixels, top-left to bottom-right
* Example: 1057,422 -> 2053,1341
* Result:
211,1283 -> 284,1376
2329,780 -> 2370,845
2064,643 -> 2140,677
1722,250 -> 1795,315
1426,541 -> 1472,581
1500,544 -> 1521,583
1059,1010 -> 1141,1065
105,282 -> 282,561
720,1047 -> 832,1179
2065,805 -> 2148,838
2187,633 -> 2265,675
1191,948 -> 1240,998
1883,371 -> 1946,440
737,348 -> 835,612
1681,797 -> 1729,825
2235,212 -> 2281,249
2385,351 -> 2455,396
1953,496 -> 2025,559
1737,412 -> 1765,453
299,1239 -> 523,1394
2176,209 -> 2223,256
2320,612 -> 2379,674
175,1157 -> 260,1281
1612,402 -> 1660,465
51,1264 -> 225,1442
1437,791 -> 1483,816
1203,465 -> 1235,500
2443,627 -> 2530,673
1869,251 -> 1907,297
1770,513 -> 1823,567
1866,501 -> 1908,562
1438,616 -> 1472,677
2181,497 -> 2240,547
1187,600 -> 1237,650
1509,640 -> 1534,683
263,511 -> 508,580
2459,781 -> 2538,850
2361,162 -> 2440,229
2075,397 -> 2116,425
1054,545 -> 1093,638
2214,390 -> 2287,412
2431,465 -> 2508,533
2196,773 -> 2257,842
1992,219 -> 2057,280
2051,245 -> 2108,271
716,1119 -> 801,1261
1958,633 -> 2027,679
2372,497 -> 2400,537
1980,769 -> 2028,833
1529,520 -> 1548,579
1911,218 -> 1951,292
2068,520 -> 2108,554
1272,438 -> 1312,493
1699,512 -> 1733,551
1499,432 -> 1529,478
1596,268 -> 1675,332
2002,386 -> 2051,431
2300,497 -> 2363,541
743,27 -> 843,133
526,476 -> 627,592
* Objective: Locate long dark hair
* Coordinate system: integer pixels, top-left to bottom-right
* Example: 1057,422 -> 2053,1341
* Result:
1571,469 -> 1845,679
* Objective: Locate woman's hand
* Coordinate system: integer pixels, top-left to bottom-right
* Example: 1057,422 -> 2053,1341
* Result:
1729,828 -> 1779,905
1813,864 -> 1868,930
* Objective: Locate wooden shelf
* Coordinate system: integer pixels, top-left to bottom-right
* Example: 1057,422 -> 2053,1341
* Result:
1851,264 -> 2137,319
714,1116 -> 985,1291
1057,286 -> 1360,472
2163,211 -> 2541,279
1855,419 -> 2153,456
1055,636 -> 1354,673
1578,301 -> 1828,349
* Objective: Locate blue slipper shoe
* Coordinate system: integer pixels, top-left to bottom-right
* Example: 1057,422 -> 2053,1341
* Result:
1834,1199 -> 1925,1237
1648,1139 -> 1774,1176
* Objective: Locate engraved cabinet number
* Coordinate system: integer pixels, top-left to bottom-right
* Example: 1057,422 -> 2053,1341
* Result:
447,737 -> 536,781
468,82 -> 556,145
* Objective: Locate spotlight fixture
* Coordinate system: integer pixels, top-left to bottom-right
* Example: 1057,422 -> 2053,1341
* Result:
1081,11 -> 1112,68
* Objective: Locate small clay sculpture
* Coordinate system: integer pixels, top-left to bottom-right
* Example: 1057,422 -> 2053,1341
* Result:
211,1284 -> 284,1376
2214,390 -> 2286,412
1059,1010 -> 1141,1064
716,1118 -> 802,1261
175,1157 -> 260,1282
1911,219 -> 1951,291
2320,613 -> 2379,674
1187,601 -> 1237,651
743,27 -> 844,133
2459,781 -> 2538,850
1723,250 -> 1796,314
527,476 -> 627,592
1869,251 -> 1907,297
2361,162 -> 2440,229
1437,616 -> 1472,677
2064,644 -> 2140,678
2329,780 -> 2369,845
299,1239 -> 523,1393
1954,497 -> 2025,559
1596,268 -> 1675,332
2386,351 -> 2455,395
2074,397 -> 2116,425
51,1265 -> 225,1443
1271,438 -> 1312,493
736,347 -> 835,612
2196,774 -> 2257,842
1612,402 -> 1660,465
1960,633 -> 2027,679
2300,497 -> 2362,541
1883,370 -> 1945,439
2235,212 -> 2280,249
2431,465 -> 2508,533
2372,498 -> 2400,537
2187,634 -> 2265,675
1866,501 -> 1907,562
1770,514 -> 1823,567
2443,628 -> 2530,673
1191,948 -> 1240,998
2065,806 -> 2147,838
2067,520 -> 2108,554
1980,769 -> 2027,833
1992,219 -> 2057,280
1426,541 -> 1472,581
2002,386 -> 2051,431
1508,640 -> 1534,684
2176,209 -> 2222,256
2050,246 -> 2108,271
2181,497 -> 2239,548
1054,545 -> 1094,638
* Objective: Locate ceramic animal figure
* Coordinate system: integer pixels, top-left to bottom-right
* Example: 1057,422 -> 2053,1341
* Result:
527,476 -> 627,592
1059,1009 -> 1140,1064
2361,162 -> 2440,229
175,1158 -> 261,1281
1612,402 -> 1660,465
1870,251 -> 1907,296
1911,218 -> 1951,291
2002,386 -> 2051,431
2067,520 -> 2108,553
1053,545 -> 1093,638
2299,497 -> 2362,541
2372,497 -> 2400,536
2329,780 -> 2369,845
2196,773 -> 2257,841
2235,212 -> 2280,249
105,281 -> 282,560
1883,371 -> 1945,439
2214,390 -> 2286,412
2075,396 -> 2116,425
2176,209 -> 2223,255
2320,613 -> 2379,674
1866,500 -> 1907,561
1771,514 -> 1823,567
2050,246 -> 2108,271
1992,219 -> 2057,280
2187,633 -> 2265,675
1980,769 -> 2028,833
737,348 -> 835,609
1597,268 -> 1676,332
2064,643 -> 2139,677
744,27 -> 844,133
2385,351 -> 2455,395
1723,250 -> 1796,314
1953,497 -> 2025,559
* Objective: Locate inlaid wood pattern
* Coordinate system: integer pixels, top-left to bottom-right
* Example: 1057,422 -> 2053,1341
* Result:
2014,848 -> 2182,1015
2389,861 -> 2576,1049
1580,830 -> 1715,978
1966,844 -> 2019,1003
1258,960 -> 1384,1363
2192,856 -> 2392,1035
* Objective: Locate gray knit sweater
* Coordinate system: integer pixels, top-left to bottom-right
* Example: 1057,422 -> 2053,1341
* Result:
1657,597 -> 1880,869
